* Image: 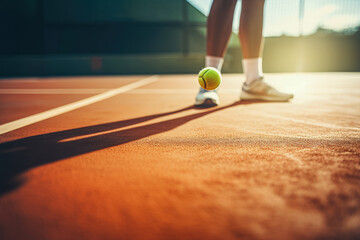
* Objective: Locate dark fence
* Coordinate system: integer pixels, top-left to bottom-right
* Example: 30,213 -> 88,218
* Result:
0,0 -> 359,76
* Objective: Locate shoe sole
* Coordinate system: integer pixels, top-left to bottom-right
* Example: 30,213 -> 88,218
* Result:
195,98 -> 219,107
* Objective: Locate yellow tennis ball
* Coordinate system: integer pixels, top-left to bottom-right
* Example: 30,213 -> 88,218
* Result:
198,67 -> 222,90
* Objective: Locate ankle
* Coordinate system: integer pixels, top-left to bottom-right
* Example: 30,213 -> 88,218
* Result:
205,56 -> 224,72
242,58 -> 263,85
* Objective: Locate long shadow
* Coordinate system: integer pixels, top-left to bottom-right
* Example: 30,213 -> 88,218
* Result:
0,100 -> 263,196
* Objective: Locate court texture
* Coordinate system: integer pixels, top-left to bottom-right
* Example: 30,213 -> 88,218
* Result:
0,73 -> 359,240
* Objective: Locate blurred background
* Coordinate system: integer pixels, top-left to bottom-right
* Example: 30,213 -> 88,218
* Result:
0,0 -> 359,77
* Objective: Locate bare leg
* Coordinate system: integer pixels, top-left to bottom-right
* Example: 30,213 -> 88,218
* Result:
207,0 -> 237,57
239,0 -> 265,58
195,0 -> 237,107
238,0 -> 293,101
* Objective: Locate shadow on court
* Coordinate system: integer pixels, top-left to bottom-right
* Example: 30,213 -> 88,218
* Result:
0,100 -> 268,196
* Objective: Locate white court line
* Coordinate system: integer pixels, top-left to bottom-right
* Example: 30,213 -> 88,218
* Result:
0,76 -> 158,135
126,89 -> 240,94
0,89 -> 110,94
5,88 -> 356,95
0,89 -> 241,94
1,88 -> 360,95
2,88 -> 360,95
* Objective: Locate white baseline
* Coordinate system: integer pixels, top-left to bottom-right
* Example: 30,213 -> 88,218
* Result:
0,75 -> 158,135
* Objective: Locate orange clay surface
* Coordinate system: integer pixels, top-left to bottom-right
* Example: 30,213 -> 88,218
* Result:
0,73 -> 359,240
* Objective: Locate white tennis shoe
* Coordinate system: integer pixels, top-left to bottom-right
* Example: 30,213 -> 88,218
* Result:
240,77 -> 293,102
195,88 -> 219,107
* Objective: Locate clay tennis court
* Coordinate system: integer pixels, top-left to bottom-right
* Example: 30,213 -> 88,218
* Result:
0,73 -> 359,240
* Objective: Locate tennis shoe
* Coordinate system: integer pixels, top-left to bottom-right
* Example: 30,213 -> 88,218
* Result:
195,88 -> 219,107
240,77 -> 293,101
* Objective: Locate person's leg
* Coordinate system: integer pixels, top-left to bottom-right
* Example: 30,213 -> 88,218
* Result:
206,0 -> 237,71
239,0 -> 265,85
239,0 -> 293,101
196,0 -> 237,107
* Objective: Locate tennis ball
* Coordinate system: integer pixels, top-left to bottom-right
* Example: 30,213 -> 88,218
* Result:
198,67 -> 222,90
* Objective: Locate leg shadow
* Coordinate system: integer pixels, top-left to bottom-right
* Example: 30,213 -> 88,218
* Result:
0,100 -> 269,196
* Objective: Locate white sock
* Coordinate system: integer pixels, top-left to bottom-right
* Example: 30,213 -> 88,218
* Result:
242,58 -> 264,85
205,55 -> 224,72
